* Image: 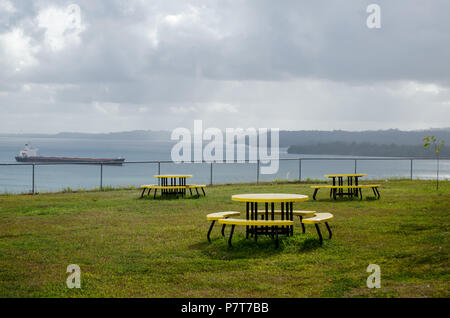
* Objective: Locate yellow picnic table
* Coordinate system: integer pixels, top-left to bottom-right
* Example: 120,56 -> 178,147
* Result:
154,174 -> 192,196
231,193 -> 309,242
324,174 -> 366,198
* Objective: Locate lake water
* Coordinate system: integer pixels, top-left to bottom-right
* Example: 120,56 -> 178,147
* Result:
0,136 -> 449,193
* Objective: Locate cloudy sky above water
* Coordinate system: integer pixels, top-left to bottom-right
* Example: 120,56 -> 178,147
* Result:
0,0 -> 449,133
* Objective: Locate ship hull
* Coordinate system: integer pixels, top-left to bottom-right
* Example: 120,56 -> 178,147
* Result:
15,156 -> 125,165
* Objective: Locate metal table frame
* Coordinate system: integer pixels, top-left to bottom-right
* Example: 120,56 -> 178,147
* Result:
231,194 -> 309,244
325,174 -> 366,199
154,175 -> 192,197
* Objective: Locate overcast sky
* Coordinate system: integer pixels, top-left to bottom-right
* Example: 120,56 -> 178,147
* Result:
0,0 -> 449,133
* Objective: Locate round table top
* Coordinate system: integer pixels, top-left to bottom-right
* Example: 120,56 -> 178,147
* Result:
232,193 -> 309,203
324,174 -> 366,178
154,174 -> 193,178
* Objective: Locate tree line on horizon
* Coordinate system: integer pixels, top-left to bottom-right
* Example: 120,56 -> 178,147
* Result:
287,141 -> 449,157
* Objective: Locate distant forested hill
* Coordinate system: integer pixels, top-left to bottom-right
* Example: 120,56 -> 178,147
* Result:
279,128 -> 450,147
287,142 -> 449,157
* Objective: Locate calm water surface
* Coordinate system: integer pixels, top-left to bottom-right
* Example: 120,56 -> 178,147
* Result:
0,137 -> 448,193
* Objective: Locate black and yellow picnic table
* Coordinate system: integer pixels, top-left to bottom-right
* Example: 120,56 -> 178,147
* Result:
155,174 -> 192,196
140,174 -> 207,198
311,173 -> 380,200
229,193 -> 309,245
324,173 -> 366,198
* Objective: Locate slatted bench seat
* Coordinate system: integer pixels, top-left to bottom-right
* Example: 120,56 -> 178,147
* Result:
153,185 -> 188,198
140,184 -> 157,197
139,185 -> 189,198
256,210 -> 316,233
301,212 -> 334,245
218,218 -> 294,248
187,184 -> 207,196
206,211 -> 240,242
311,185 -> 380,200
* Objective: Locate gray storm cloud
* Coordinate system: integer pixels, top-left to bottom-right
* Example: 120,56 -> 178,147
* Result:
0,0 -> 449,133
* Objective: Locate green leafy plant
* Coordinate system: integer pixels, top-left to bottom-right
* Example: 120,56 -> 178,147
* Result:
423,136 -> 445,190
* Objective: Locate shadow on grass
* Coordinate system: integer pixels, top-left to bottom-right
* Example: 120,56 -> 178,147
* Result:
313,196 -> 379,203
138,194 -> 204,201
291,238 -> 323,252
191,233 -> 324,260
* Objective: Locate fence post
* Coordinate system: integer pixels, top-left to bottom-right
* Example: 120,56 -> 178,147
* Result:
256,160 -> 260,184
410,159 -> 413,180
354,159 -> 357,174
298,159 -> 302,181
210,162 -> 213,186
158,161 -> 161,186
32,164 -> 35,194
100,163 -> 103,190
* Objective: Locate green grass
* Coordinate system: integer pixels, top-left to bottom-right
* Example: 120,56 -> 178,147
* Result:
0,179 -> 449,298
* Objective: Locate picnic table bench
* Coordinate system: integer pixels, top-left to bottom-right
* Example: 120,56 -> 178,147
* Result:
218,218 -> 294,248
206,193 -> 315,248
310,173 -> 380,200
207,208 -> 334,247
311,184 -> 380,200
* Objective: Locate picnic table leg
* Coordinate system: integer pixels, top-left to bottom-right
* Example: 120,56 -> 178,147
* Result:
246,202 -> 249,239
271,203 -> 275,238
313,188 -> 319,200
314,224 -> 323,245
275,226 -> 279,249
201,187 -> 206,196
329,177 -> 335,197
359,188 -> 363,200
348,177 -> 353,197
148,188 -> 152,196
325,222 -> 332,239
289,202 -> 294,236
207,220 -> 215,242
299,216 -> 306,234
221,224 -> 226,237
337,177 -> 341,197
140,188 -> 146,198
254,203 -> 258,242
372,187 -> 377,197
228,225 -> 235,247
251,202 -> 255,238
374,187 -> 381,199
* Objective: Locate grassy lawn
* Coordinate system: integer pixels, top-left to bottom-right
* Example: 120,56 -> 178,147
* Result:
0,179 -> 449,298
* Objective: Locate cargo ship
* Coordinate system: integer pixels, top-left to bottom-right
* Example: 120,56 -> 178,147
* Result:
15,144 -> 125,165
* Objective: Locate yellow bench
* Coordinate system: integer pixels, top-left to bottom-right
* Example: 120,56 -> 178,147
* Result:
311,185 -> 380,200
139,185 -> 190,198
140,184 -> 157,197
140,184 -> 207,198
206,211 -> 240,242
301,212 -> 334,245
218,218 -> 294,248
187,184 -> 207,196
256,210 -> 316,233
